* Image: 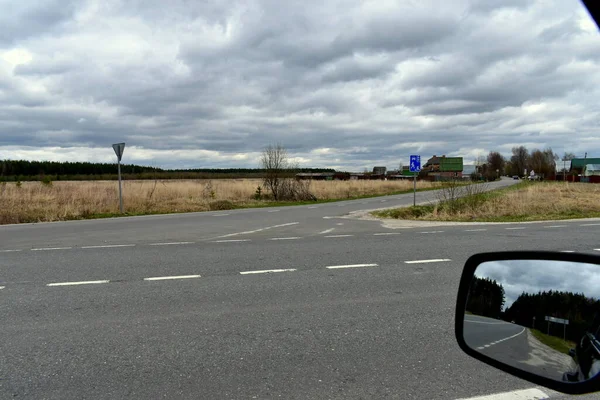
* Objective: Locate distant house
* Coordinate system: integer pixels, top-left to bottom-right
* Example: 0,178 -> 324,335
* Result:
295,172 -> 335,181
372,166 -> 387,176
583,164 -> 600,177
570,158 -> 600,175
423,155 -> 463,179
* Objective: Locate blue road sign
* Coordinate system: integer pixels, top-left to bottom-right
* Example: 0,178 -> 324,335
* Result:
409,155 -> 421,172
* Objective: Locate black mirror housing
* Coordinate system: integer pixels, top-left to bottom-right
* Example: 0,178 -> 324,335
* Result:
455,251 -> 600,395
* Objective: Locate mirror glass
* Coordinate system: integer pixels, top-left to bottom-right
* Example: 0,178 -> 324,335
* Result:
464,259 -> 600,383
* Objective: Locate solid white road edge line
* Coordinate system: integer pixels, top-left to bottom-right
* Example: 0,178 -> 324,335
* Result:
144,275 -> 201,281
47,280 -> 110,287
454,387 -> 550,399
326,264 -> 378,269
464,320 -> 508,325
240,269 -> 297,275
32,247 -> 72,251
405,259 -> 452,264
81,244 -> 136,249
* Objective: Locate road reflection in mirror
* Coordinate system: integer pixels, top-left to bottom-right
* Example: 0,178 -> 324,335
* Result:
464,259 -> 600,383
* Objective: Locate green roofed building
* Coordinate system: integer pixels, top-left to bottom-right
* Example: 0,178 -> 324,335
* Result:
423,155 -> 464,178
570,158 -> 600,174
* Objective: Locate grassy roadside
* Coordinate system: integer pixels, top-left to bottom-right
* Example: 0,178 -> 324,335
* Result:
530,329 -> 576,355
373,181 -> 600,222
0,179 -> 457,224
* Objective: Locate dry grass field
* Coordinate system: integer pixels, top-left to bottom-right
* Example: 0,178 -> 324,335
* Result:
376,182 -> 600,222
0,178 -> 443,224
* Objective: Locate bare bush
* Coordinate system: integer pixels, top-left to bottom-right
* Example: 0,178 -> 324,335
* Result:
260,143 -> 316,201
278,179 -> 317,201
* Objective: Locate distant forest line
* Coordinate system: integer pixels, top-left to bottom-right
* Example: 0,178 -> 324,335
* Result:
0,160 -> 335,181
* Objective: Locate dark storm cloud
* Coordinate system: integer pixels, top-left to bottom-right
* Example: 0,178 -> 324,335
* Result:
0,1 -> 76,45
0,0 -> 599,168
477,260 -> 600,309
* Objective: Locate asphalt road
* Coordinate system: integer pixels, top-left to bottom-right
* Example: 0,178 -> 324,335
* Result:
464,315 -> 527,353
1,178 -> 599,399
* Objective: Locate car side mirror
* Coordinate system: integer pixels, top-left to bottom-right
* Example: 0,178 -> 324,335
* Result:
455,251 -> 600,395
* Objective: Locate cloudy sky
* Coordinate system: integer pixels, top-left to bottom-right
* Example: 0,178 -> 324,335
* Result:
0,0 -> 598,170
476,259 -> 600,310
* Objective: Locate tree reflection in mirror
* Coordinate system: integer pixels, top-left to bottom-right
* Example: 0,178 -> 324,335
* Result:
464,260 -> 600,383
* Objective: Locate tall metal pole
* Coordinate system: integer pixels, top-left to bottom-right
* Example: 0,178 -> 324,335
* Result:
117,159 -> 123,213
413,174 -> 416,207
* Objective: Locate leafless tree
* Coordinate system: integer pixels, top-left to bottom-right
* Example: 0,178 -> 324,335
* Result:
510,146 -> 529,176
487,151 -> 506,179
260,144 -> 316,201
261,144 -> 290,201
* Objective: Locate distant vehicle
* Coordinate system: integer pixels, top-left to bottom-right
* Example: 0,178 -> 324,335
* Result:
512,176 -> 519,180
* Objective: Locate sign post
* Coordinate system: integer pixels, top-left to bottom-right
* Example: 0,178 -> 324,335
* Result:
545,316 -> 569,340
409,155 -> 421,207
112,143 -> 126,213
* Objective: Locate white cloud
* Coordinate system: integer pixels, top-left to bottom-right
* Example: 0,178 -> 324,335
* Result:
0,0 -> 598,170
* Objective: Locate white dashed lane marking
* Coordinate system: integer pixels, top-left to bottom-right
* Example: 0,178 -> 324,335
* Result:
474,327 -> 526,351
404,259 -> 451,264
31,247 -> 72,251
326,263 -> 378,269
581,223 -> 600,226
0,286 -> 5,290
213,222 -> 299,239
0,249 -> 22,253
544,225 -> 566,228
505,227 -> 525,230
373,232 -> 401,236
420,231 -> 444,234
81,244 -> 136,249
149,242 -> 194,246
144,275 -> 201,281
465,229 -> 487,232
240,269 -> 296,275
211,239 -> 251,243
561,250 -> 575,253
269,237 -> 301,241
325,235 -> 354,238
319,228 -> 335,234
47,280 -> 110,287
212,213 -> 230,217
267,210 -> 281,213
